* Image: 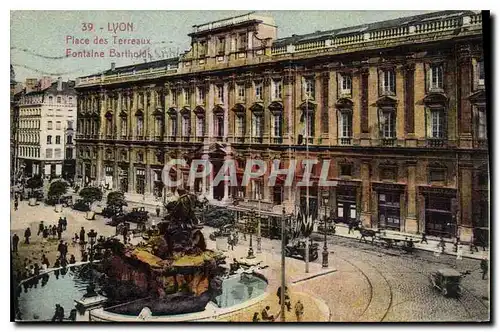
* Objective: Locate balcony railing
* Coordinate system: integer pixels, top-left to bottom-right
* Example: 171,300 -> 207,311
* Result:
196,136 -> 205,143
235,136 -> 246,143
153,136 -> 163,142
427,138 -> 446,148
251,137 -> 263,144
339,137 -> 352,145
167,136 -> 177,142
271,137 -> 283,144
182,136 -> 190,142
381,138 -> 396,146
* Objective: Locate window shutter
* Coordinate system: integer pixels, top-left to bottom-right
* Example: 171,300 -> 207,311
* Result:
425,108 -> 432,138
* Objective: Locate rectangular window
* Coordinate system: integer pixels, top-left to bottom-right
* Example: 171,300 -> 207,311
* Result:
197,87 -> 205,104
477,106 -> 486,139
272,80 -> 282,100
272,114 -> 282,137
55,135 -> 61,144
55,149 -> 61,159
181,116 -> 190,137
236,115 -> 244,137
47,135 -> 52,144
67,135 -> 73,144
252,114 -> 263,137
381,111 -> 396,138
46,148 -> 52,158
431,109 -> 445,138
237,84 -> 245,100
339,112 -> 352,138
199,40 -> 207,57
217,37 -> 225,54
170,117 -> 178,136
255,82 -> 263,100
214,115 -> 224,137
340,164 -> 352,177
65,148 -> 73,159
430,169 -> 446,182
171,90 -> 177,105
429,65 -> 444,91
196,117 -> 205,137
478,60 -> 485,86
217,85 -> 224,103
47,121 -> 53,130
380,70 -> 395,95
238,33 -> 247,50
340,74 -> 352,95
183,89 -> 189,105
67,120 -> 73,129
304,78 -> 315,99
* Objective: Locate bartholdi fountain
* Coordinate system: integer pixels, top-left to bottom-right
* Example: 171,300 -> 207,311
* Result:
95,189 -> 226,316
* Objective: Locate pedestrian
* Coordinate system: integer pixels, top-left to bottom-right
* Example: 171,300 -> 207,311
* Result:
14,199 -> 18,211
348,221 -> 354,234
68,309 -> 77,322
439,237 -> 446,253
61,242 -> 68,260
57,224 -> 63,240
24,227 -> 31,244
81,251 -> 88,262
51,304 -> 64,322
456,244 -> 463,261
54,259 -> 61,268
37,221 -> 44,236
294,300 -> 304,322
41,254 -> 50,268
12,234 -> 19,253
51,225 -> 57,239
433,243 -> 441,257
252,312 -> 260,322
58,240 -> 64,254
421,232 -> 428,244
261,306 -> 274,321
156,205 -> 161,217
122,225 -> 128,244
63,217 -> 67,231
469,237 -> 479,253
453,236 -> 460,252
72,233 -> 79,246
80,227 -> 86,244
69,254 -> 76,265
42,227 -> 49,243
227,235 -> 233,251
480,257 -> 488,280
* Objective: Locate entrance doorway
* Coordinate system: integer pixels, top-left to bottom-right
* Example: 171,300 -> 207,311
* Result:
425,195 -> 454,238
336,186 -> 357,225
378,192 -> 401,230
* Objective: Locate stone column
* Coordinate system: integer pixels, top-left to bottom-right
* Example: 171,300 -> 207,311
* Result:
459,162 -> 473,242
128,148 -> 134,193
113,161 -> 119,191
145,149 -> 151,195
360,159 -> 371,227
96,145 -> 103,186
405,160 -> 418,233
458,45 -> 473,148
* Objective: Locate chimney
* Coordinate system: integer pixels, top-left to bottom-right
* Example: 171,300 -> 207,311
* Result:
111,62 -> 116,71
57,77 -> 63,91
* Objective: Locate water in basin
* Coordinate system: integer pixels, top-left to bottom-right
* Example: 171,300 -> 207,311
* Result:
215,274 -> 268,308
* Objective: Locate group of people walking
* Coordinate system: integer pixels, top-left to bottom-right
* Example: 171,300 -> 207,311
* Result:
251,286 -> 304,322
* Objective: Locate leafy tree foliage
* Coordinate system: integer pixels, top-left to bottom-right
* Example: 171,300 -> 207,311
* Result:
79,187 -> 103,206
48,180 -> 68,204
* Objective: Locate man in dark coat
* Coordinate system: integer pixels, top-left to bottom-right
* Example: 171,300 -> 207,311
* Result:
57,223 -> 63,240
421,232 -> 428,244
14,198 -> 18,211
480,258 -> 488,280
24,227 -> 31,244
122,225 -> 128,244
51,304 -> 64,322
12,234 -> 19,253
79,227 -> 86,244
57,240 -> 65,258
37,221 -> 44,236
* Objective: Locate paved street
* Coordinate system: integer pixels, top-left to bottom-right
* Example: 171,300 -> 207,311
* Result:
11,200 -> 490,322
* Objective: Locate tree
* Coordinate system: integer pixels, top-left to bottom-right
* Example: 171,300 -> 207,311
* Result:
79,187 -> 103,208
48,180 -> 68,205
106,191 -> 127,211
202,205 -> 235,228
26,175 -> 43,198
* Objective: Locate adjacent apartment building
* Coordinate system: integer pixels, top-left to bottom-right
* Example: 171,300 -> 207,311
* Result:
75,11 -> 488,242
16,77 -> 77,180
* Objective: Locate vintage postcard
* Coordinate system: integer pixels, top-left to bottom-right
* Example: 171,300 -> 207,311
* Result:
10,10 -> 490,323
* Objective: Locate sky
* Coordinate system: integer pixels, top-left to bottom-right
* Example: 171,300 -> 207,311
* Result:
10,10 -> 434,83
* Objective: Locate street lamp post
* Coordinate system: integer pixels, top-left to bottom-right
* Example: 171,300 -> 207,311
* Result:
247,211 -> 255,259
280,207 -> 286,322
321,191 -> 329,268
257,194 -> 262,254
87,229 -> 98,263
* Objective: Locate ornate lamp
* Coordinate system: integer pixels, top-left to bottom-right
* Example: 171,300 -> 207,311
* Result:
321,190 -> 330,268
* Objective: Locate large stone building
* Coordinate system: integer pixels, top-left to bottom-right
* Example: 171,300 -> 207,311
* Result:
16,77 -> 77,180
75,10 -> 488,242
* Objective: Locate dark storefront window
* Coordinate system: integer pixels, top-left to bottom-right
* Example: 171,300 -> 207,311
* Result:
120,169 -> 128,193
425,195 -> 454,237
378,192 -> 400,230
136,169 -> 145,194
336,186 -> 357,224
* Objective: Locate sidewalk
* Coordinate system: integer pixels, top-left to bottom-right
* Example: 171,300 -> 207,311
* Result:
323,224 -> 488,260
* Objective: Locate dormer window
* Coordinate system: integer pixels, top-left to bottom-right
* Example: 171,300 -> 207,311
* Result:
379,70 -> 395,96
339,74 -> 352,96
429,64 -> 444,92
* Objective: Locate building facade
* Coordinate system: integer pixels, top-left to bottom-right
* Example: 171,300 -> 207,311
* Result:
75,11 -> 488,242
16,78 -> 77,180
